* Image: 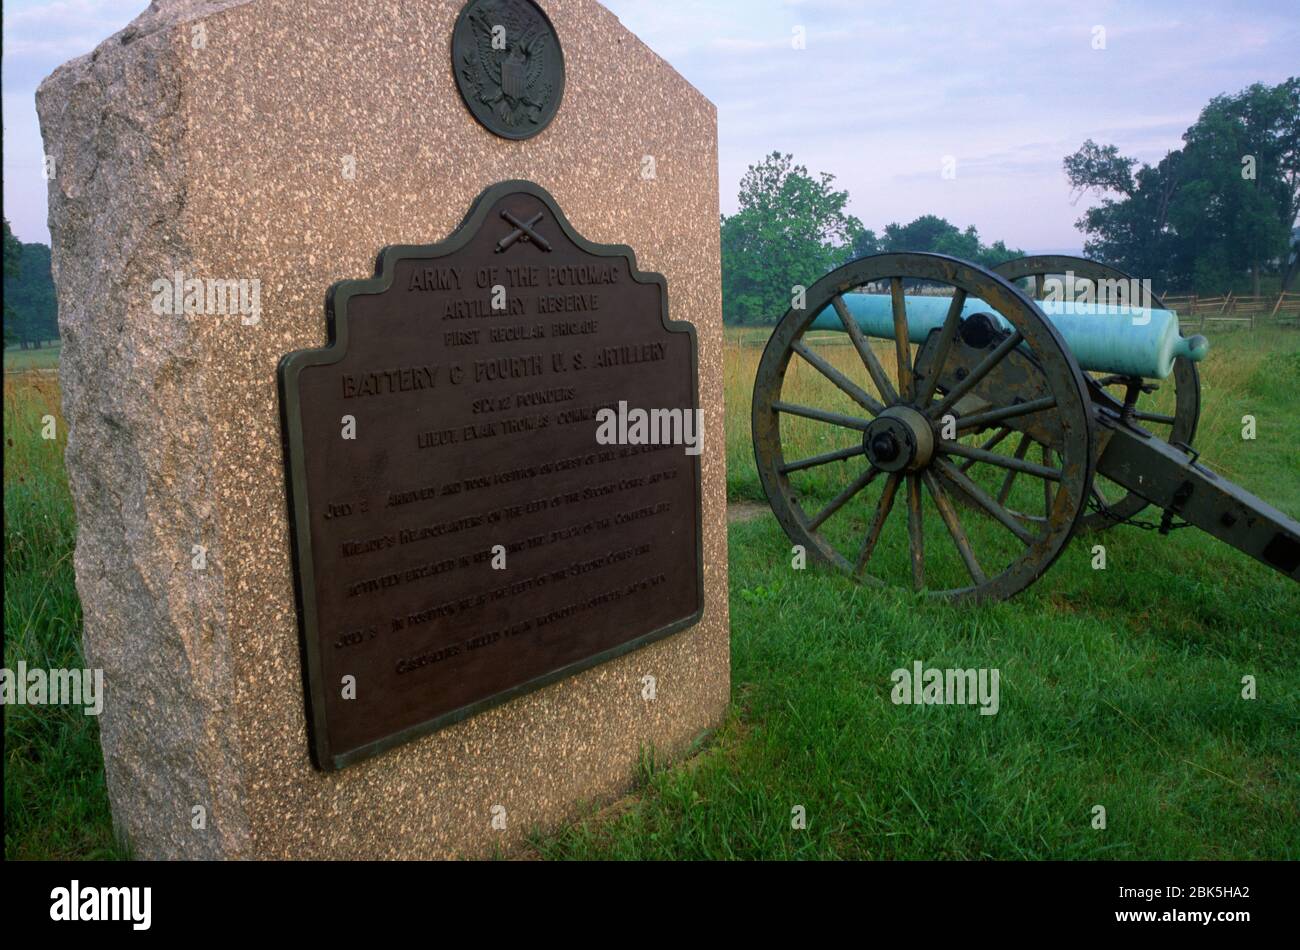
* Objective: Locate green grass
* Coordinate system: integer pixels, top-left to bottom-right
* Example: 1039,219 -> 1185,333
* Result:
4,330 -> 1298,860
537,523 -> 1298,858
4,343 -> 62,372
536,327 -> 1300,859
3,373 -> 127,859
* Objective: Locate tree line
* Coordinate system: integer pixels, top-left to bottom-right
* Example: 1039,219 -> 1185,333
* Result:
1065,78 -> 1298,297
723,78 -> 1300,325
4,219 -> 59,350
720,152 -> 1024,326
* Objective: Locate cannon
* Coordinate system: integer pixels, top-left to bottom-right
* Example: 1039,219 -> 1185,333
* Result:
807,289 -> 1207,379
751,252 -> 1300,601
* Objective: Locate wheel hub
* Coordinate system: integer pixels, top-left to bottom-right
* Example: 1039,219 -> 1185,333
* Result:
863,405 -> 935,473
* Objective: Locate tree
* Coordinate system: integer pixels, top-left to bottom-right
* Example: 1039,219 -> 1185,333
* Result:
721,152 -> 864,324
1173,82 -> 1299,295
877,215 -> 1024,268
1066,149 -> 1185,285
1283,227 -> 1300,293
3,220 -> 59,349
852,228 -> 880,259
1064,140 -> 1137,200
3,219 -> 22,346
1065,78 -> 1300,294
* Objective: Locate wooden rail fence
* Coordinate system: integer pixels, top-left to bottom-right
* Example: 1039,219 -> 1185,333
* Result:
1161,291 -> 1300,330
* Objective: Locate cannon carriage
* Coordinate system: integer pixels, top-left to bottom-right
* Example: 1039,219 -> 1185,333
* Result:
751,252 -> 1300,602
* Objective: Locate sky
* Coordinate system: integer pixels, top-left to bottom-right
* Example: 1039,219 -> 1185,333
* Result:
3,0 -> 1298,251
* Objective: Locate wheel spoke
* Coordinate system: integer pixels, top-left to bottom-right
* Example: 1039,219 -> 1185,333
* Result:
808,466 -> 881,531
923,469 -> 986,585
958,426 -> 1012,472
780,444 -> 867,475
791,340 -> 884,417
1042,444 -> 1054,517
956,395 -> 1057,432
832,295 -> 899,404
938,438 -> 1063,481
933,457 -> 1037,544
996,432 -> 1034,504
890,278 -> 914,402
929,329 -> 1024,420
773,401 -> 871,432
906,474 -> 925,590
915,289 -> 966,408
854,472 -> 901,577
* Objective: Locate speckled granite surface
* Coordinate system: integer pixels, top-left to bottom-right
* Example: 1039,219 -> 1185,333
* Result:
38,0 -> 727,859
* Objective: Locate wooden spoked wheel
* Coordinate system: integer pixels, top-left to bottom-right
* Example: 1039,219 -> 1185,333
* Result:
752,253 -> 1097,602
993,255 -> 1201,531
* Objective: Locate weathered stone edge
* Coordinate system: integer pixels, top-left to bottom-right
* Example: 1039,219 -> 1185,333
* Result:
36,1 -> 253,858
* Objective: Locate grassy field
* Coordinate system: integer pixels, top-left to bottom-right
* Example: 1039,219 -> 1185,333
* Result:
3,372 -> 126,859
3,344 -> 62,372
541,324 -> 1300,859
3,326 -> 1298,859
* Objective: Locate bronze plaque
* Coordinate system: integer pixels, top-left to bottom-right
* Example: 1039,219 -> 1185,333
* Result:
279,180 -> 703,770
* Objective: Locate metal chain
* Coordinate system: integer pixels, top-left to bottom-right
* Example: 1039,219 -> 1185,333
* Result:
1085,495 -> 1194,532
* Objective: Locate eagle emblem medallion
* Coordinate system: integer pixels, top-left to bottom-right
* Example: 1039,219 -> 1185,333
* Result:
451,0 -> 566,141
